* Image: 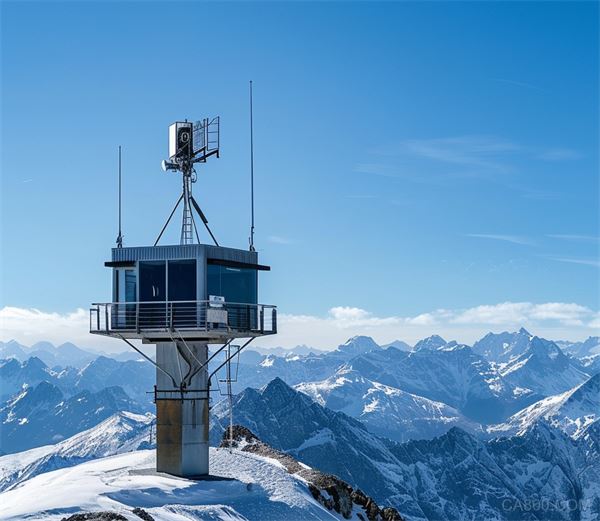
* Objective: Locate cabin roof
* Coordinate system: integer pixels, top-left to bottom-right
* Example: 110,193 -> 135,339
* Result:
107,244 -> 270,270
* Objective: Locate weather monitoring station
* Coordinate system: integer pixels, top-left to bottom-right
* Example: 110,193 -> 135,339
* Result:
90,99 -> 276,477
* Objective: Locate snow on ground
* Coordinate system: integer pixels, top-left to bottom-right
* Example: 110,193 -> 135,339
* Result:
0,411 -> 154,492
0,448 -> 356,521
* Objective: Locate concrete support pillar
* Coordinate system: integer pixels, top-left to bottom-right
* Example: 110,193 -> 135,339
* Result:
155,341 -> 209,477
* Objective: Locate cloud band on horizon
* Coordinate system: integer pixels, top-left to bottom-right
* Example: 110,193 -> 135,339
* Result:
1,302 -> 598,353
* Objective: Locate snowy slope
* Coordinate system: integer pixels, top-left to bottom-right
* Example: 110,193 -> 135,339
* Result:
0,448 -> 373,521
500,336 -> 590,397
489,373 -> 600,439
0,411 -> 154,492
296,367 -> 481,441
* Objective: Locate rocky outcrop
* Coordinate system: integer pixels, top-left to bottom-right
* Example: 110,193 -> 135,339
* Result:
61,508 -> 155,521
221,425 -> 404,521
61,513 -> 127,521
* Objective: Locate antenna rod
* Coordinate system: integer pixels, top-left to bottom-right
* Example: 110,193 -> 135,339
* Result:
249,81 -> 256,252
116,145 -> 123,248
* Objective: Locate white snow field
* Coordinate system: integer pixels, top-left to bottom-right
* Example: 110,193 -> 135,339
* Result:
0,411 -> 154,492
0,447 -> 362,521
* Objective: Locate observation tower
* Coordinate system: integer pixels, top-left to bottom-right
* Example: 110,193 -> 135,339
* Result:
90,113 -> 276,477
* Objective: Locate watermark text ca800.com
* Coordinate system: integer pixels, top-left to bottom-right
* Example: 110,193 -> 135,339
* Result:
502,497 -> 593,514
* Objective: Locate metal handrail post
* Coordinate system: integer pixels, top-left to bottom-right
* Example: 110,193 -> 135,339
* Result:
260,306 -> 264,333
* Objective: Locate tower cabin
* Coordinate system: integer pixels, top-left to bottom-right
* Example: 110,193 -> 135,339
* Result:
90,115 -> 276,478
96,244 -> 274,339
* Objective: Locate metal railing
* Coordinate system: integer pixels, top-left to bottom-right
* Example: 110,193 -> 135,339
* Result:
89,300 -> 276,337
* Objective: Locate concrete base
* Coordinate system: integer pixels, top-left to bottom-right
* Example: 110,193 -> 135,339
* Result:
155,341 -> 209,477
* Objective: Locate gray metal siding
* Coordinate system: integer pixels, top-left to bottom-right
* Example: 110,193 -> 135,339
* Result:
111,244 -> 258,264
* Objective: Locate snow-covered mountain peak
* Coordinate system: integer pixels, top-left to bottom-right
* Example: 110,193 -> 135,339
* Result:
528,336 -> 564,359
499,337 -> 589,398
413,334 -> 447,351
336,335 -> 380,356
261,376 -> 302,403
437,340 -> 470,352
0,341 -> 28,361
21,356 -> 48,372
472,328 -> 533,363
6,380 -> 63,410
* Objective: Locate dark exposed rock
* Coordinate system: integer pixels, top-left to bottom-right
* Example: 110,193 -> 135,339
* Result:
221,425 -> 405,521
381,507 -> 404,521
61,513 -> 127,521
132,507 -> 155,521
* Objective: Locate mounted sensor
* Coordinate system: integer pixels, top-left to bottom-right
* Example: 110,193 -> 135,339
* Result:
169,121 -> 194,161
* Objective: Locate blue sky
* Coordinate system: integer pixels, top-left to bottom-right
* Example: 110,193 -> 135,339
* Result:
1,1 -> 598,349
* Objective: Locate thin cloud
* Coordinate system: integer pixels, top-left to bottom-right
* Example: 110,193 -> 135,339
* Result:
267,302 -> 600,349
491,78 -> 543,91
549,257 -> 600,268
537,148 -> 582,161
467,234 -> 534,246
359,136 -> 581,193
267,235 -> 294,245
547,234 -> 599,243
0,306 -> 116,352
378,136 -> 518,173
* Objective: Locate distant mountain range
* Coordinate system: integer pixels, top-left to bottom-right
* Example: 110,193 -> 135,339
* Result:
0,355 -> 155,406
2,330 -> 598,453
0,381 -> 144,453
0,339 -> 142,368
296,367 -> 481,441
0,327 -> 599,520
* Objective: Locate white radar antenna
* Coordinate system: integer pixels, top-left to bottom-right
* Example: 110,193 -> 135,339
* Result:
156,117 -> 221,246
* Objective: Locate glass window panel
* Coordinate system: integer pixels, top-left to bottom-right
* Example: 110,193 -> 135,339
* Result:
139,261 -> 166,301
206,264 -> 257,304
125,270 -> 136,302
168,260 -> 196,301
